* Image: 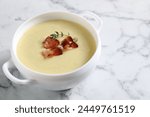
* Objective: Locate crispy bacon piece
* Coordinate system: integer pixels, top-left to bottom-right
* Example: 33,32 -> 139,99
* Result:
41,35 -> 78,58
41,47 -> 63,58
42,36 -> 59,49
51,47 -> 63,56
61,36 -> 78,50
41,49 -> 53,58
71,42 -> 78,48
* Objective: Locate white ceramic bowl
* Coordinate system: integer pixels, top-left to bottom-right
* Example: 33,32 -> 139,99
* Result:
2,11 -> 102,90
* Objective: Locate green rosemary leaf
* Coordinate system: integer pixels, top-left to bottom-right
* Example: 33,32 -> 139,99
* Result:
61,32 -> 64,37
50,34 -> 57,39
50,31 -> 71,39
55,31 -> 59,36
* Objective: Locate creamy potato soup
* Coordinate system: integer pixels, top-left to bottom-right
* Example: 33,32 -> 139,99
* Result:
17,20 -> 96,74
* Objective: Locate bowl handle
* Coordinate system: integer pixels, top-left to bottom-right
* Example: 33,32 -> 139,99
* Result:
80,11 -> 103,32
2,59 -> 32,85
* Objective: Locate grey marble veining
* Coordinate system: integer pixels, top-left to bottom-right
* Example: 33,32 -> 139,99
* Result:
0,0 -> 150,99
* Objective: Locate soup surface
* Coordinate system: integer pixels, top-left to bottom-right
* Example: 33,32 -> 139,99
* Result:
17,20 -> 96,74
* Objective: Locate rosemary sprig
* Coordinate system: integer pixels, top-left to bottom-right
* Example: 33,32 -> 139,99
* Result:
60,32 -> 63,37
50,31 -> 70,39
50,31 -> 59,38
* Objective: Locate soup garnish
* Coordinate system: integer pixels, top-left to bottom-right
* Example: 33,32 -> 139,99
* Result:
41,31 -> 78,58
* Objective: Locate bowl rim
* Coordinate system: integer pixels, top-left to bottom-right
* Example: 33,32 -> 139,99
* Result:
12,11 -> 101,77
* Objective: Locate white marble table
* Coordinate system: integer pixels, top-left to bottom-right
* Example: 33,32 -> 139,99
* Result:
0,0 -> 150,100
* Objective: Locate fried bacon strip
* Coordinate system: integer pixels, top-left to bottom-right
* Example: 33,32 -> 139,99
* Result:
61,36 -> 78,50
41,35 -> 78,58
41,47 -> 63,58
42,36 -> 59,49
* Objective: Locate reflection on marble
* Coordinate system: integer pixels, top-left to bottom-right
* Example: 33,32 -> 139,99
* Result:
0,0 -> 150,99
